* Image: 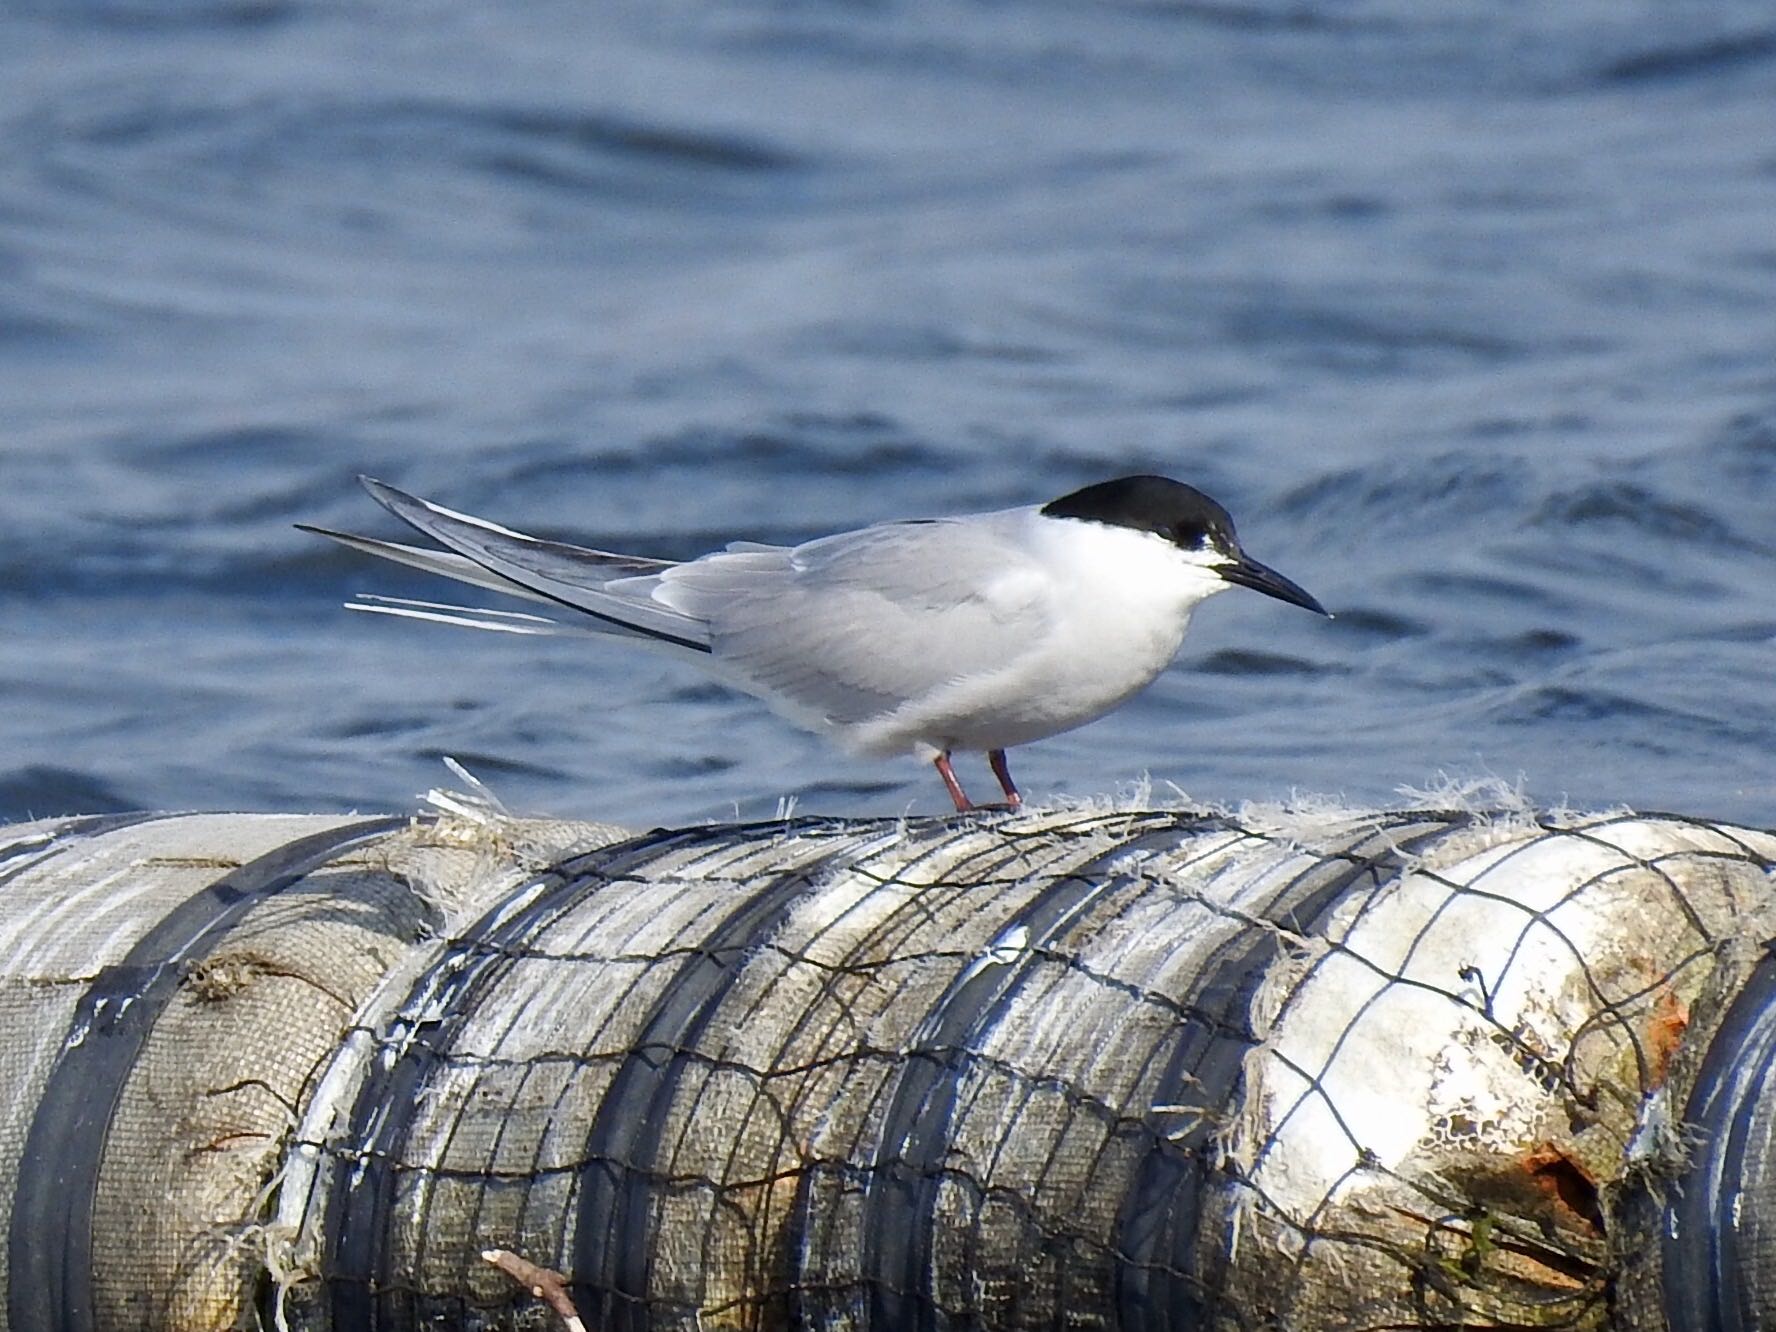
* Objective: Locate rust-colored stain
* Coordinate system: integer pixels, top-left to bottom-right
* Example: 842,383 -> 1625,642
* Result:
1644,986 -> 1689,1087
1522,1143 -> 1604,1234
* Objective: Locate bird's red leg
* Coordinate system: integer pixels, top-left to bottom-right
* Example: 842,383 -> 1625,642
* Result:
988,749 -> 1022,809
934,751 -> 974,812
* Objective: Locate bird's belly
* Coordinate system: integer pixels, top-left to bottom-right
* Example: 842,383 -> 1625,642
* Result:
852,614 -> 1187,757
949,655 -> 1164,748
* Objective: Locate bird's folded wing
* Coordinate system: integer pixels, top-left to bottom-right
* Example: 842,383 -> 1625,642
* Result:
357,478 -> 712,653
298,525 -> 558,605
655,517 -> 1051,725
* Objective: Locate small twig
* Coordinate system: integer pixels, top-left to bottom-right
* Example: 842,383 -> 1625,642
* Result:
482,1249 -> 588,1332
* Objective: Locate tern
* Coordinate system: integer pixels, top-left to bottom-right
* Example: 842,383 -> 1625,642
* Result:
301,474 -> 1329,812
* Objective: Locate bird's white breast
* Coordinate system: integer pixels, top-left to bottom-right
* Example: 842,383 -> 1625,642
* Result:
1011,514 -> 1226,708
850,511 -> 1231,756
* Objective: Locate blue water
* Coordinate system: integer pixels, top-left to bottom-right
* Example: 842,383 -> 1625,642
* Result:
2,0 -> 1773,829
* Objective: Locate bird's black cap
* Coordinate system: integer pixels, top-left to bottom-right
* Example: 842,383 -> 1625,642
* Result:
1041,475 -> 1236,554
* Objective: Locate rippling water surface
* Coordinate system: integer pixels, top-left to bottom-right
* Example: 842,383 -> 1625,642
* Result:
3,1 -> 1774,827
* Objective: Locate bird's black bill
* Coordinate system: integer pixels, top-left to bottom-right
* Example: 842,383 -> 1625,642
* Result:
1221,554 -> 1330,616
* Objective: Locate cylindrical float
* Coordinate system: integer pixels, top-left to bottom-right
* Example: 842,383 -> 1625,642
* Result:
0,801 -> 1772,1330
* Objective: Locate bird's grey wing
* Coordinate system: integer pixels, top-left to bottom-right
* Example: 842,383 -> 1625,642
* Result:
298,524 -> 558,605
355,477 -> 711,653
653,516 -> 1052,726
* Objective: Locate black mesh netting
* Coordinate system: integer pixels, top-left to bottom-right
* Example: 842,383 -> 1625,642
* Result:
3,805 -> 1775,1331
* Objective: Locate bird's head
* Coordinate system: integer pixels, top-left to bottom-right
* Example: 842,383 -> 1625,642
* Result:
1040,474 -> 1330,616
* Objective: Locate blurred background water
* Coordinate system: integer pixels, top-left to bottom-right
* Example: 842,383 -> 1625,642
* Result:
2,0 -> 1773,828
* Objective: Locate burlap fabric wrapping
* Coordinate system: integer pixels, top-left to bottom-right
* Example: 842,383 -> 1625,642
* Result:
0,799 -> 1772,1330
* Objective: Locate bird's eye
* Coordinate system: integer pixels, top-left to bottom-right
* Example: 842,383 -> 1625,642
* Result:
1172,523 -> 1212,551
